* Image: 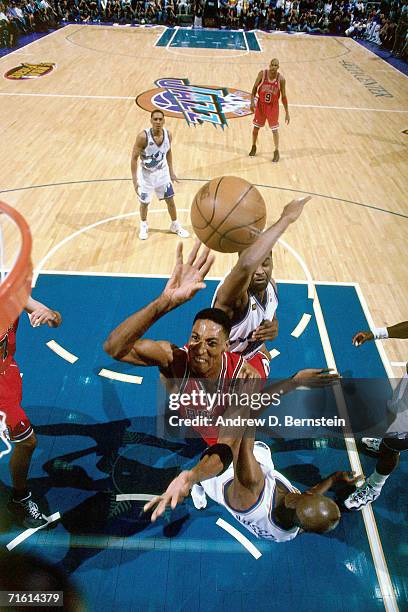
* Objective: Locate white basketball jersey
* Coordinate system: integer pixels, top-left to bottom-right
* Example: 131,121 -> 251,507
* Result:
140,128 -> 170,173
202,442 -> 300,542
212,280 -> 278,358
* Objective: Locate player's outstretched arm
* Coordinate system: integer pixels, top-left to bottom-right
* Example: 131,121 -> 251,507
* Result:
24,296 -> 62,328
104,241 -> 214,361
353,320 -> 408,346
306,471 -> 362,495
130,131 -> 147,195
214,196 -> 311,315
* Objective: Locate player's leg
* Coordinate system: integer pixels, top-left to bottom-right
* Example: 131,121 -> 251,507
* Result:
158,183 -> 189,238
4,401 -> 47,528
345,436 -> 408,510
249,127 -> 260,156
250,104 -> 266,156
138,180 -> 153,240
272,128 -> 279,162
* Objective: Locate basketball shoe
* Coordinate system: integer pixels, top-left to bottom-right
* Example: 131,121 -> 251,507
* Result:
139,221 -> 148,240
8,492 -> 48,528
170,221 -> 189,238
249,145 -> 257,156
361,437 -> 381,453
344,482 -> 380,511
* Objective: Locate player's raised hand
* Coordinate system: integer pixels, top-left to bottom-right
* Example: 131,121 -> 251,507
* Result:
352,331 -> 373,347
281,196 -> 311,223
29,307 -> 62,328
143,470 -> 193,522
163,241 -> 215,309
251,316 -> 278,341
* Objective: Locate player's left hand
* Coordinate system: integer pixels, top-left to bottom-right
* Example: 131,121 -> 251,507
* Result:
163,241 -> 215,309
292,368 -> 340,387
251,317 -> 278,341
285,112 -> 290,125
143,470 -> 193,522
29,308 -> 62,328
170,172 -> 180,183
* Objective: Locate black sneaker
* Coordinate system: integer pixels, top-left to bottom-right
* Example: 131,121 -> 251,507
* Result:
8,493 -> 48,529
273,150 -> 280,163
249,145 -> 257,157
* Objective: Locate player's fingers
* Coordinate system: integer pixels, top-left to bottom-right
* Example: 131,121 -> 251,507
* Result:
143,496 -> 161,514
187,240 -> 201,265
195,245 -> 211,269
151,499 -> 167,522
175,242 -> 183,266
200,253 -> 215,277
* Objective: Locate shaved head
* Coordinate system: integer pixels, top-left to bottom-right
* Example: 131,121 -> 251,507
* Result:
295,493 -> 341,533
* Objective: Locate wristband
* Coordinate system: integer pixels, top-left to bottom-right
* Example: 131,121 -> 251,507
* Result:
200,443 -> 233,474
373,327 -> 389,340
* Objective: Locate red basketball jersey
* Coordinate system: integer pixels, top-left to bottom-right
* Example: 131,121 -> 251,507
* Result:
0,318 -> 19,374
173,348 -> 245,445
256,70 -> 281,106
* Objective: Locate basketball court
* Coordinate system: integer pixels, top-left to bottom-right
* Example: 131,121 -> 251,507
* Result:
0,24 -> 407,611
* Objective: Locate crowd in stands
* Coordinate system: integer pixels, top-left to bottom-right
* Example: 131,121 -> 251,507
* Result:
1,0 -> 407,59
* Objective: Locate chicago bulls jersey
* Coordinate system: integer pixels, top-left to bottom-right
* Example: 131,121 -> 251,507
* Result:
173,348 -> 245,445
256,70 -> 281,107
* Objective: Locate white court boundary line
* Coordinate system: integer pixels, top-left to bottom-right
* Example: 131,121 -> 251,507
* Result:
6,512 -> 61,551
0,91 -> 406,113
216,518 -> 262,559
311,287 -> 398,610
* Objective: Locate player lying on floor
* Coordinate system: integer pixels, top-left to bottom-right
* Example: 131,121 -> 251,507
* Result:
144,400 -> 360,542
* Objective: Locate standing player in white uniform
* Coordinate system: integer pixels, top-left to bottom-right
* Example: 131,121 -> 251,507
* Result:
144,394 -> 355,542
131,109 -> 189,241
212,195 -> 311,378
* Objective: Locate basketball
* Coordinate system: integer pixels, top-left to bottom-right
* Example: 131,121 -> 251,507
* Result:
190,176 -> 267,253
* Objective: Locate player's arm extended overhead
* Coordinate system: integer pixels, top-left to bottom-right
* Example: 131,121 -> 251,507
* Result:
214,196 -> 311,316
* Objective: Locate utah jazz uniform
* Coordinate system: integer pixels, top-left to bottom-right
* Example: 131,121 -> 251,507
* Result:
138,127 -> 174,204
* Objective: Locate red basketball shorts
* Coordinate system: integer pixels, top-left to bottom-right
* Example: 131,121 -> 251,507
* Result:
0,362 -> 33,443
253,102 -> 279,130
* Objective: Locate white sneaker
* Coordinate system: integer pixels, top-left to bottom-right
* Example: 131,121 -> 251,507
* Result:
139,222 -> 148,240
361,437 -> 381,453
344,482 -> 380,511
170,221 -> 189,238
191,483 -> 207,509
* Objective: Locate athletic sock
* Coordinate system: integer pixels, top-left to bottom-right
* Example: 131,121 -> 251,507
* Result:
366,470 -> 389,492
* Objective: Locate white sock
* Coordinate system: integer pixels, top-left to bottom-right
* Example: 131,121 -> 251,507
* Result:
171,220 -> 179,228
367,470 -> 389,492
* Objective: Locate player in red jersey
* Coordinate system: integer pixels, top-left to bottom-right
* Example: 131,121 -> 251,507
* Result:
0,296 -> 61,528
104,242 -> 262,446
249,58 -> 290,163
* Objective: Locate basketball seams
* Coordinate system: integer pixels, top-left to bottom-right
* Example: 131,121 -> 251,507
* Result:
205,184 -> 255,243
210,177 -> 224,227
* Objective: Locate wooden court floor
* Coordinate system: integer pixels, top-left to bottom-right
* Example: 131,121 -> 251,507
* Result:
0,24 -> 407,368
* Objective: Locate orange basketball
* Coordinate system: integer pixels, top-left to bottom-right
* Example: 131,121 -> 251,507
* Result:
190,176 -> 266,253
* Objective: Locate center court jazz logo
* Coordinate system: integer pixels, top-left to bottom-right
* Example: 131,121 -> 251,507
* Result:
136,77 -> 252,128
4,63 -> 56,80
0,411 -> 12,460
